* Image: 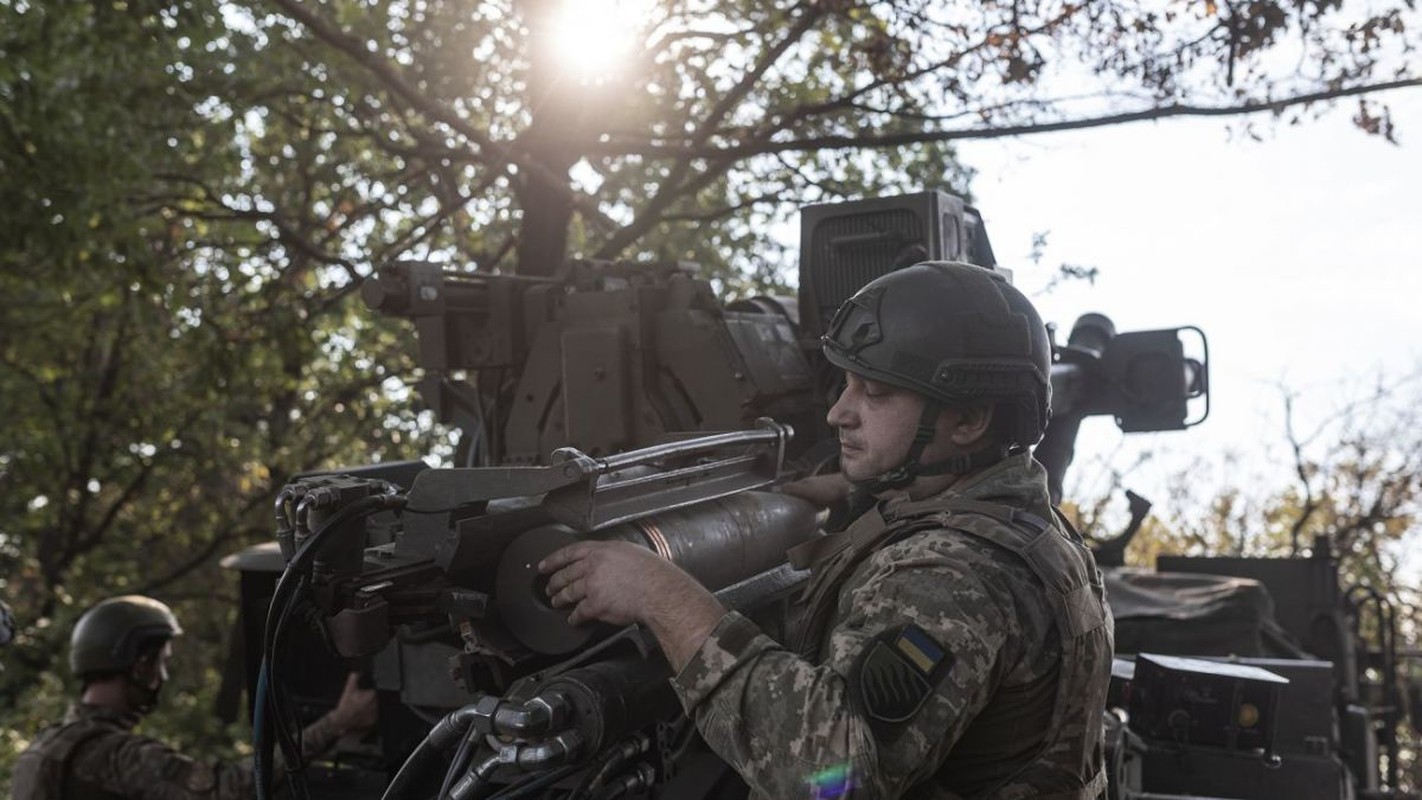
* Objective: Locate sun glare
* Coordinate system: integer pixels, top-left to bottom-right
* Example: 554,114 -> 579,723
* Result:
545,0 -> 645,83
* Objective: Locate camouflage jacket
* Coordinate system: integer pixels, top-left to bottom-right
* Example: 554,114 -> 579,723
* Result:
10,702 -> 343,800
670,454 -> 1113,799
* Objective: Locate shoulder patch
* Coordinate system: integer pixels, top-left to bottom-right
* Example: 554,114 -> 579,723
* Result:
852,625 -> 954,725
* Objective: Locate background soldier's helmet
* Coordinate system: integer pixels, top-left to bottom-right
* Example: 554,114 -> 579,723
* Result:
69,595 -> 183,677
820,261 -> 1053,447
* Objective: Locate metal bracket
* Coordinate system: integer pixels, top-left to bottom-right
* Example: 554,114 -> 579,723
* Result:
405,419 -> 795,537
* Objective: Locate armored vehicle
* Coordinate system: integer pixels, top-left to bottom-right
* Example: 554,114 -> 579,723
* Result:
223,190 -> 1411,800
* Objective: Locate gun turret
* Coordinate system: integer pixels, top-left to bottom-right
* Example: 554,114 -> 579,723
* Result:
251,423 -> 818,797
233,190 -> 1213,799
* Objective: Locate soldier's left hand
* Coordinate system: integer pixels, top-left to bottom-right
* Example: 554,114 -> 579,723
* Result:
329,672 -> 379,735
539,540 -> 696,627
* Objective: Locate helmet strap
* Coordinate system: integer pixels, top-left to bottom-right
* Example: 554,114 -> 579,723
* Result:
851,400 -> 1013,495
852,400 -> 943,494
124,673 -> 163,716
916,444 -> 1014,477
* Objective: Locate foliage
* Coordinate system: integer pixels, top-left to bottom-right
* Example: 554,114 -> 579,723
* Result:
1120,375 -> 1422,568
255,0 -> 1419,287
1069,374 -> 1422,613
1,0 -> 1418,791
0,0 -> 444,780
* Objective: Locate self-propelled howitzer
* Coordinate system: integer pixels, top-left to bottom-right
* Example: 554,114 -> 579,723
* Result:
228,190 -> 1212,799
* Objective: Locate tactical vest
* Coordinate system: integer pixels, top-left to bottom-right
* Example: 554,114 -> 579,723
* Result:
787,496 -> 1113,800
11,716 -> 131,800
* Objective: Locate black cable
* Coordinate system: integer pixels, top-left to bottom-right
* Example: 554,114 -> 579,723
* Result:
381,703 -> 485,800
590,763 -> 655,800
439,731 -> 479,800
485,765 -> 582,800
567,755 -> 614,800
255,492 -> 403,800
269,575 -> 311,799
567,735 -> 649,800
260,593 -> 313,800
258,583 -> 309,800
449,753 -> 502,800
380,736 -> 446,800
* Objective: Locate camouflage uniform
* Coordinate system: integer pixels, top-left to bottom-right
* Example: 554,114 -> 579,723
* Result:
10,702 -> 343,800
671,454 -> 1113,799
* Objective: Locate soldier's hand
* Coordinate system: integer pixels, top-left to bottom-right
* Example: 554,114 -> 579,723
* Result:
329,672 -> 378,735
541,541 -> 727,670
539,541 -> 691,627
778,472 -> 850,509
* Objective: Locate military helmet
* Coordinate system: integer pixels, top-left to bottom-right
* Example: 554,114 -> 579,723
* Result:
69,595 -> 182,676
821,261 -> 1052,447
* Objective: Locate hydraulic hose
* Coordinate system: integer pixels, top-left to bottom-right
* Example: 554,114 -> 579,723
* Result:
592,762 -> 656,800
438,730 -> 480,800
486,765 -> 584,800
492,693 -> 568,737
380,704 -> 486,800
448,754 -> 502,800
568,735 -> 649,800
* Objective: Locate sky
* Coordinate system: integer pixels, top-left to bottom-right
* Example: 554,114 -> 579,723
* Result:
954,89 -> 1422,518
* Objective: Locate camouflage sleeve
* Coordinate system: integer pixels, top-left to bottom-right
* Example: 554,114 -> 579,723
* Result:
66,716 -> 346,799
65,731 -> 251,800
670,546 -> 1017,799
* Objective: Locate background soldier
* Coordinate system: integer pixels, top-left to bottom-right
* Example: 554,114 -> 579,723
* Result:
538,261 -> 1114,798
11,594 -> 376,800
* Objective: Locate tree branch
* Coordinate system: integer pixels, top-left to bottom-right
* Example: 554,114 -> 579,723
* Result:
755,5 -> 1079,138
132,517 -> 267,596
588,78 -> 1422,159
594,3 -> 824,256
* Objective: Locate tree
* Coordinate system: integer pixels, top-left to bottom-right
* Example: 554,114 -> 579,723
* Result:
261,0 -> 1419,283
0,0 -> 451,771
2,0 -> 1418,787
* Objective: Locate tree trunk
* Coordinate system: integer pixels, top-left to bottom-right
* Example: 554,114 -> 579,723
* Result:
513,0 -> 579,276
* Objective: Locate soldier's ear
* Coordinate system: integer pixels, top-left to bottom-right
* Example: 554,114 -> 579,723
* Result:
946,404 -> 993,447
130,650 -> 164,688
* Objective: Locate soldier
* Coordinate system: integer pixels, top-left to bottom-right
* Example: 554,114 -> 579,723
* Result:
12,594 -> 377,800
539,261 -> 1113,798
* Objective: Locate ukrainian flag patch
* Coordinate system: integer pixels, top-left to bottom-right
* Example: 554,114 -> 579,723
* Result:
894,625 -> 944,675
852,625 -> 953,726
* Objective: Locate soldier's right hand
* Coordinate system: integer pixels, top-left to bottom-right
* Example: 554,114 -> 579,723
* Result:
329,672 -> 378,735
